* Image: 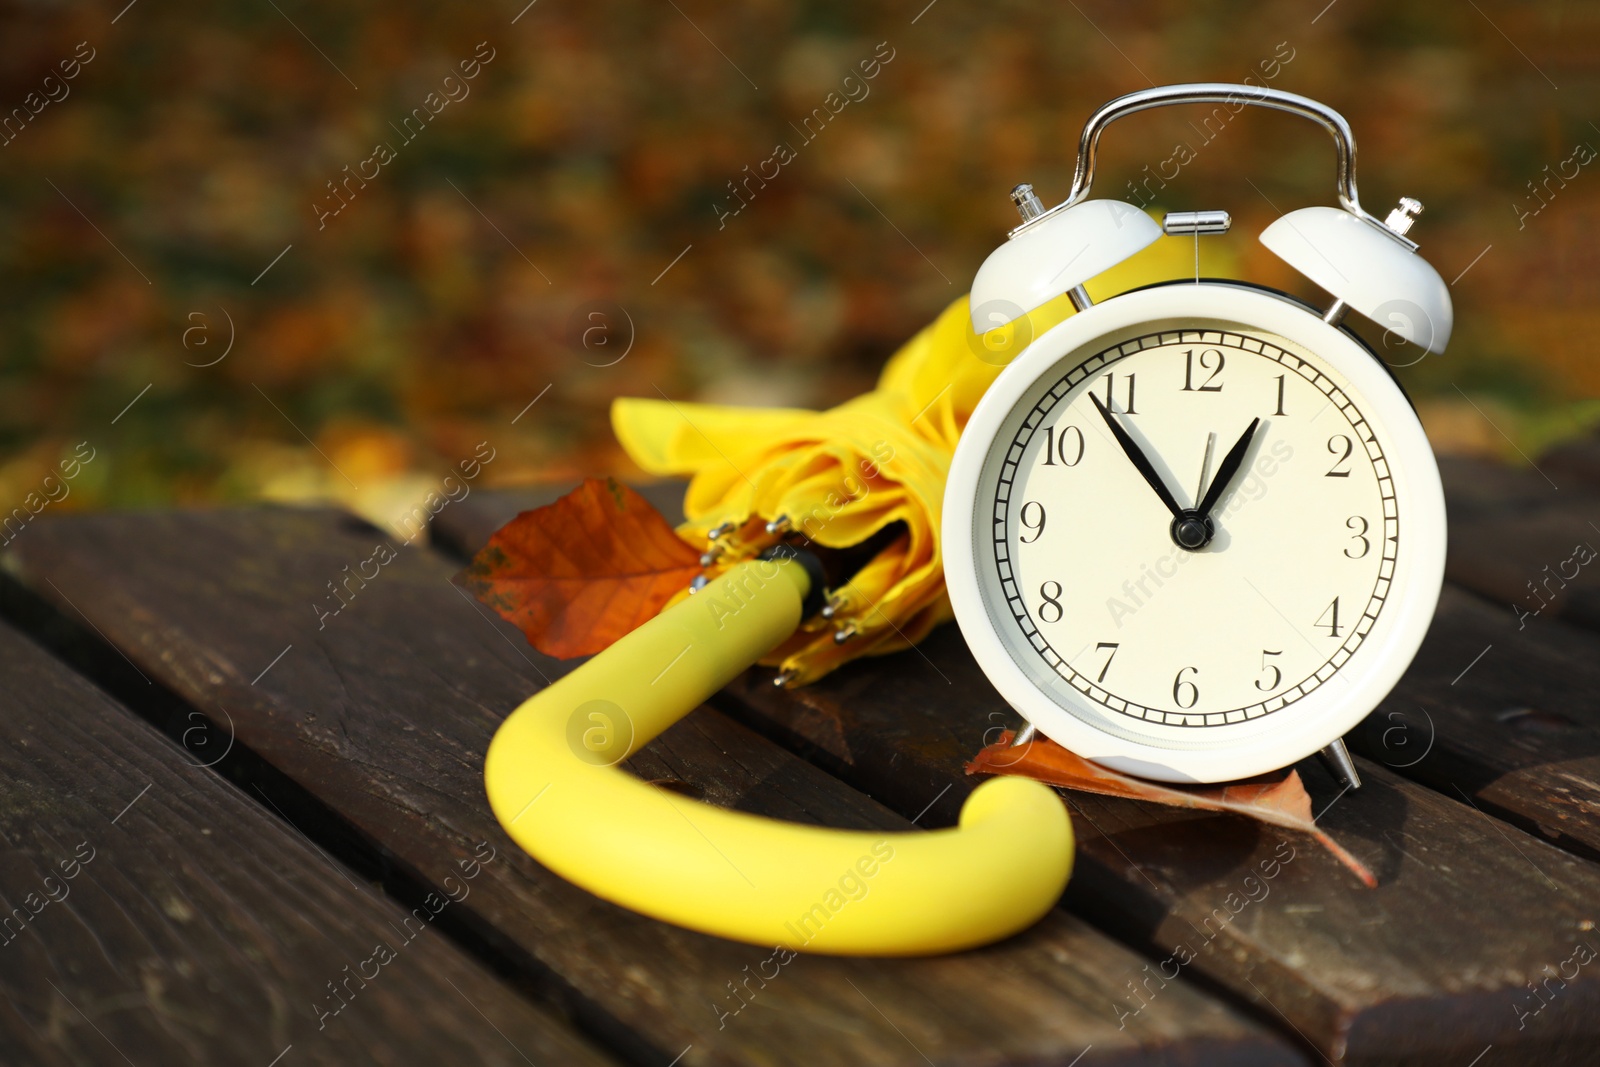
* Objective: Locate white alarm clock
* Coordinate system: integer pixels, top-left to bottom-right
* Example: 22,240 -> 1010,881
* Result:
944,84 -> 1451,785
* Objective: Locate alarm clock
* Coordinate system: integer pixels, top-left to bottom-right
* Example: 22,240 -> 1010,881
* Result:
944,83 -> 1451,785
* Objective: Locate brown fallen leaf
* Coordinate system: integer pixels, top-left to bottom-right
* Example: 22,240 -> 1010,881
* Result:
968,731 -> 1377,888
461,477 -> 701,659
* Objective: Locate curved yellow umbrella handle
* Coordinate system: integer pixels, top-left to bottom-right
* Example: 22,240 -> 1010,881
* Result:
483,555 -> 1073,956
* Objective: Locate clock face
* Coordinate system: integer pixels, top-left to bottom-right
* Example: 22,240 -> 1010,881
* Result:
945,283 -> 1446,782
987,325 -> 1394,728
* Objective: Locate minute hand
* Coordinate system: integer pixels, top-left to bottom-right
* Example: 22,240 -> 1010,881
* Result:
1196,417 -> 1262,518
1089,393 -> 1182,517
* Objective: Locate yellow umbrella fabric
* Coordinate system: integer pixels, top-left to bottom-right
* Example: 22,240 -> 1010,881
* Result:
612,227 -> 1227,685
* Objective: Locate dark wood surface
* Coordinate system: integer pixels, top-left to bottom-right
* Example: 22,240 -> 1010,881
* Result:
0,507 -> 1300,1067
434,468 -> 1600,1067
0,618 -> 613,1067
5,434 -> 1600,1066
712,622 -> 1600,1067
1540,437 -> 1600,492
1440,455 -> 1600,631
1356,584 -> 1600,861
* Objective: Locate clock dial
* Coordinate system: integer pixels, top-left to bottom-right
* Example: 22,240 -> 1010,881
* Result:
981,325 -> 1396,733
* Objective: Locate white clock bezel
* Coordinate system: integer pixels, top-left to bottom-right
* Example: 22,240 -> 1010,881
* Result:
943,282 -> 1447,783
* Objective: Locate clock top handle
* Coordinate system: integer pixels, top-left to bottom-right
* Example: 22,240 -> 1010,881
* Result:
1037,83 -> 1382,233
971,82 -> 1452,352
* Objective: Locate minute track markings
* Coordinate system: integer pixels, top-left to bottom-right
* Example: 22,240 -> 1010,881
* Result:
990,327 -> 1397,727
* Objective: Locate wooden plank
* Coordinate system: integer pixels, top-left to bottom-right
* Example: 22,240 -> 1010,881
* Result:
1349,584 -> 1600,862
1,508 -> 1304,1067
442,484 -> 1600,1065
1541,434 -> 1600,491
1439,455 -> 1600,631
0,619 -> 613,1067
713,622 -> 1600,1066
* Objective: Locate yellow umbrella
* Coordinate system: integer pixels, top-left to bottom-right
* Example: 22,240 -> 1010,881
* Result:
612,227 -> 1219,685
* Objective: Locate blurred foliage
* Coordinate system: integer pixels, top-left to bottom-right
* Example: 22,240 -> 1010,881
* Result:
0,0 -> 1596,530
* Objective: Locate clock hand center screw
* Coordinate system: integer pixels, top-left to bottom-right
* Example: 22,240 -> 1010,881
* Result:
1170,510 -> 1215,551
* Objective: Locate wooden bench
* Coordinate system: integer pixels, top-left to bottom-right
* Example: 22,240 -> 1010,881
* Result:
2,439 -> 1598,1066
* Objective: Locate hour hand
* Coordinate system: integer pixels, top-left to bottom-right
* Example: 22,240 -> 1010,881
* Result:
1197,417 -> 1262,519
1089,393 -> 1182,517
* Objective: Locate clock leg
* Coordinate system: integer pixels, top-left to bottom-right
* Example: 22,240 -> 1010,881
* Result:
1317,737 -> 1363,791
1010,722 -> 1038,747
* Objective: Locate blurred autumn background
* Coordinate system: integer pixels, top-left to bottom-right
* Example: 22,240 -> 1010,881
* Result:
1,0 -> 1596,532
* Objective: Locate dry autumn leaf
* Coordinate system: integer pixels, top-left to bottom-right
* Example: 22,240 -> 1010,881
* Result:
461,477 -> 701,659
968,730 -> 1377,888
